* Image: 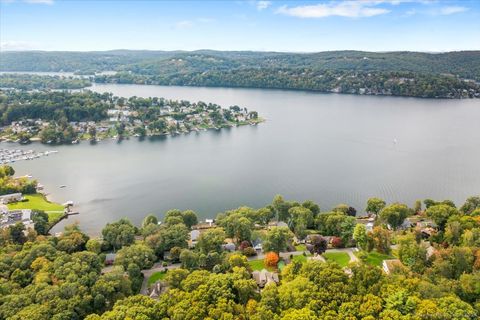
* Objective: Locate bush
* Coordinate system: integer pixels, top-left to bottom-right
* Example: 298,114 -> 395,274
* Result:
357,251 -> 368,261
239,240 -> 251,251
331,236 -> 343,248
264,252 -> 279,267
169,246 -> 182,262
242,247 -> 257,257
162,261 -> 168,267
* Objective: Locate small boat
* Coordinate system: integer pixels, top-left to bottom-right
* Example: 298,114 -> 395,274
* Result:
393,138 -> 398,144
59,185 -> 66,188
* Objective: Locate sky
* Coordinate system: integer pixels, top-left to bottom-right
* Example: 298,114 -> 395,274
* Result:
1,0 -> 479,52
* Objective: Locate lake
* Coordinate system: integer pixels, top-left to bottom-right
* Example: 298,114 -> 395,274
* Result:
6,83 -> 480,234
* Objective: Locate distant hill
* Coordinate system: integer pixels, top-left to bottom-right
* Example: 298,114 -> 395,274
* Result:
1,50 -> 480,98
1,50 -> 479,79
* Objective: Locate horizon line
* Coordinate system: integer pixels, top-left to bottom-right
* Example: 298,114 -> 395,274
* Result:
2,48 -> 479,54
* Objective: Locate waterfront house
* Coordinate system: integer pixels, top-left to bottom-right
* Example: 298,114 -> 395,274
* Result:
0,193 -> 23,204
0,208 -> 34,230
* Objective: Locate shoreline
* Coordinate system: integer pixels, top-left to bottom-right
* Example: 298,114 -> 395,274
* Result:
0,117 -> 265,147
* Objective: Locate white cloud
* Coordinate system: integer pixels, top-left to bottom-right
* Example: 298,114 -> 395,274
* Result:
439,6 -> 467,15
404,5 -> 468,16
0,0 -> 54,4
24,0 -> 54,4
256,1 -> 271,11
276,1 -> 391,18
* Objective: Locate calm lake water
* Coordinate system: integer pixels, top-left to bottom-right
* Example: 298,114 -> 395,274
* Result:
6,83 -> 480,234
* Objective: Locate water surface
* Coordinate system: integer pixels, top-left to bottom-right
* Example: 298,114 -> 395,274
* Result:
7,83 -> 480,234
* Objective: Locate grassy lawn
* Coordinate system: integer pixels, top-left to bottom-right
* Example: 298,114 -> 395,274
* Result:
295,244 -> 307,251
7,194 -> 65,226
248,259 -> 276,271
248,259 -> 266,271
148,271 -> 167,285
47,211 -> 65,224
8,194 -> 64,212
324,252 -> 351,267
357,251 -> 394,267
291,254 -> 308,263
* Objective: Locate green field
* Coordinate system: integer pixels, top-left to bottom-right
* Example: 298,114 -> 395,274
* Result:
148,271 -> 167,285
291,254 -> 308,263
7,194 -> 65,224
357,251 -> 394,267
294,244 -> 307,251
248,259 -> 277,271
324,252 -> 351,267
248,259 -> 266,271
8,194 -> 64,212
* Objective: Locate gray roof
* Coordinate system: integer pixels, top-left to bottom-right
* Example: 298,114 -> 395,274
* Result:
190,230 -> 200,241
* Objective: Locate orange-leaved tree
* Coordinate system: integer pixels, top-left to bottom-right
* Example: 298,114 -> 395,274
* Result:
264,251 -> 279,267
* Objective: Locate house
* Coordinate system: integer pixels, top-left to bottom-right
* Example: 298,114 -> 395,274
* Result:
149,281 -> 167,299
382,259 -> 402,274
105,253 -> 116,265
398,219 -> 413,230
365,222 -> 374,232
222,242 -> 236,252
252,269 -> 279,288
426,245 -> 437,260
107,109 -> 130,122
0,208 -> 34,230
420,227 -> 436,239
0,193 -> 23,204
252,239 -> 263,251
270,221 -> 288,228
189,230 -> 201,248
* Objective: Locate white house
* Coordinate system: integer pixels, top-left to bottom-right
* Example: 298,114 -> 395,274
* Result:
0,193 -> 23,204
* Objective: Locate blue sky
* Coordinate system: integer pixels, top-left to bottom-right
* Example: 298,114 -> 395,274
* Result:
1,0 -> 479,52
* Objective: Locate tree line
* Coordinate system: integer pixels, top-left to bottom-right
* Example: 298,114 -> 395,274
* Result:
0,194 -> 479,319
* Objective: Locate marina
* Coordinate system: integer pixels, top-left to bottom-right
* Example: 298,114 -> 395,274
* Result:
0,148 -> 58,164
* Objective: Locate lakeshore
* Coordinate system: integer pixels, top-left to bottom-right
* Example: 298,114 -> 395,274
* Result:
3,83 -> 479,235
0,89 -> 264,145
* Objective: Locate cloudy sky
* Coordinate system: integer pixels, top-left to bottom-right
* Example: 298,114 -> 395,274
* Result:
1,0 -> 479,52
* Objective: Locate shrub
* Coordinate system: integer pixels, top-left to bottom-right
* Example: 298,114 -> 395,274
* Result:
264,252 -> 279,267
357,251 -> 368,261
331,236 -> 343,248
169,246 -> 182,262
242,247 -> 257,257
239,240 -> 251,251
162,261 -> 168,267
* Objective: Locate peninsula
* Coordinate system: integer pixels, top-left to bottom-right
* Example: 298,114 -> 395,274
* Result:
0,89 -> 263,145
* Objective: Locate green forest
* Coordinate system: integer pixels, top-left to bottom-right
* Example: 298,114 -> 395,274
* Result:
0,74 -> 91,91
1,191 -> 479,320
1,50 -> 479,98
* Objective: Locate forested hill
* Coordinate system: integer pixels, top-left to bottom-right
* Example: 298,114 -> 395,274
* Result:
1,50 -> 480,98
2,50 -> 480,79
